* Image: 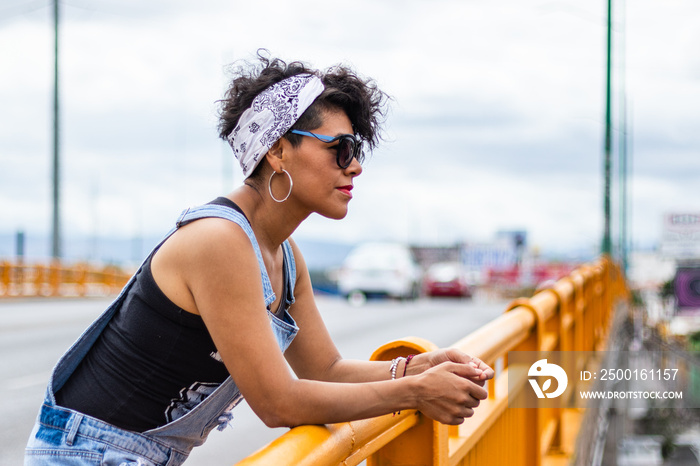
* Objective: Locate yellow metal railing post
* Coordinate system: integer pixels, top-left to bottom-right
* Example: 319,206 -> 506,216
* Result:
368,337 -> 446,466
75,263 -> 87,297
33,264 -> 45,296
49,261 -> 61,296
531,283 -> 573,457
505,298 -> 545,466
0,262 -> 7,296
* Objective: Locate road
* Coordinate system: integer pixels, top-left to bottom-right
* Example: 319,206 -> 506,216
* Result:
0,293 -> 507,465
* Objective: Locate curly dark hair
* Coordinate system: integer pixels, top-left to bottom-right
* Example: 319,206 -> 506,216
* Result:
218,51 -> 388,177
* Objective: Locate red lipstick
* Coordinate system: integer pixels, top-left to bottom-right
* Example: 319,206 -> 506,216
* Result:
336,185 -> 353,198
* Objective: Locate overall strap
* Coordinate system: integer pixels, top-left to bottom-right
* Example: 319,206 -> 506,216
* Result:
174,204 -> 277,308
281,239 -> 297,306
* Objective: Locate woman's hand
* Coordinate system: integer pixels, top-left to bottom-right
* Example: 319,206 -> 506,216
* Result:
411,361 -> 489,425
407,349 -> 494,386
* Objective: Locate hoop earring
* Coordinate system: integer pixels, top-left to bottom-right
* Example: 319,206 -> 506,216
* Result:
268,169 -> 293,203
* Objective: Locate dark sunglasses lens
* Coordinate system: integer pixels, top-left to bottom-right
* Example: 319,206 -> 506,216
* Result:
337,138 -> 355,168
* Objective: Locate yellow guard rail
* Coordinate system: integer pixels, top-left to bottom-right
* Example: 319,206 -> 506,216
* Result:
0,260 -> 131,297
237,256 -> 627,466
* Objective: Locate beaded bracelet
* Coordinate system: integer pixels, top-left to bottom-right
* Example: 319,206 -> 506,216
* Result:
389,357 -> 405,380
390,357 -> 405,416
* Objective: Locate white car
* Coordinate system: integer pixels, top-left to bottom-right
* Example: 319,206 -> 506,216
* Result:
337,242 -> 422,303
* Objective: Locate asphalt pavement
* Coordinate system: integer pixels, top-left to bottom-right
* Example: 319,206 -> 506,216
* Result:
0,293 -> 507,466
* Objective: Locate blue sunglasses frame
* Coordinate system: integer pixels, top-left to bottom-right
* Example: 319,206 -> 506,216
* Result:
289,130 -> 364,168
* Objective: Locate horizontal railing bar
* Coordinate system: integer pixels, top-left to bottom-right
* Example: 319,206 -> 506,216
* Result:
528,289 -> 560,323
237,408 -> 420,466
344,413 -> 421,465
450,307 -> 535,365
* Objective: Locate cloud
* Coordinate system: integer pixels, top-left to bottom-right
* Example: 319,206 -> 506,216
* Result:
1,0 -> 698,260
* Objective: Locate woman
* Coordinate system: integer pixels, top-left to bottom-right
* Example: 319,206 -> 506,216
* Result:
25,54 -> 494,465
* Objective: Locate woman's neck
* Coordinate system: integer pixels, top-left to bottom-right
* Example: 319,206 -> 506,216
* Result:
226,184 -> 308,251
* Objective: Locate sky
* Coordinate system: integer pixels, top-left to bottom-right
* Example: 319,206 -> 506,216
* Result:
1,0 -> 699,262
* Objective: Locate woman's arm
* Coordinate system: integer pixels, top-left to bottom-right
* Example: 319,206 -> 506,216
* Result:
283,239 -> 494,386
282,238 -> 394,383
180,223 -> 489,428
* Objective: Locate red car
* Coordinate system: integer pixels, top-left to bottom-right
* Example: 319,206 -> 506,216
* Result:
424,262 -> 472,298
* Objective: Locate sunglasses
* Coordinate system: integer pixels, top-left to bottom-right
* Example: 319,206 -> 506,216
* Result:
289,130 -> 364,169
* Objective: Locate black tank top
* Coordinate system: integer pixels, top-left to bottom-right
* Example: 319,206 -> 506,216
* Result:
56,198 -> 264,432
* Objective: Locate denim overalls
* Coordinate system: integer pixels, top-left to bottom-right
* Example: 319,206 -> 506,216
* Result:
25,204 -> 299,465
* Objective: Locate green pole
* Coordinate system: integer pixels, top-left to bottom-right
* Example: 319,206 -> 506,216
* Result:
602,0 -> 613,256
620,100 -> 628,273
51,0 -> 61,259
619,0 -> 628,275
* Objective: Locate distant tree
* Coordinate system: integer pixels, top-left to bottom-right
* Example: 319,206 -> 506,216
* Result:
659,279 -> 674,301
689,330 -> 700,349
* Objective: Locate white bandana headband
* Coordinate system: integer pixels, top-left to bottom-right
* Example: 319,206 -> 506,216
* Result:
227,74 -> 325,178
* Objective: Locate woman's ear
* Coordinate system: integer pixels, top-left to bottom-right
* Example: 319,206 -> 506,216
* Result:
265,138 -> 287,172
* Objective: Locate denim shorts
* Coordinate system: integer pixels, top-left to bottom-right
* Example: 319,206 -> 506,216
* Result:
24,403 -> 188,465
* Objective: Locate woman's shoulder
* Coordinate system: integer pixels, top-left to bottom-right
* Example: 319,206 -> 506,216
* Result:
155,217 -> 259,283
151,217 -> 265,314
176,217 -> 255,261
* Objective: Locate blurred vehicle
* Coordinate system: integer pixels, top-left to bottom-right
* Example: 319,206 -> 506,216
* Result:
424,262 -> 472,298
337,242 -> 422,303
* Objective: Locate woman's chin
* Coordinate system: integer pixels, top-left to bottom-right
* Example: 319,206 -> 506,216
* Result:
319,207 -> 349,221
